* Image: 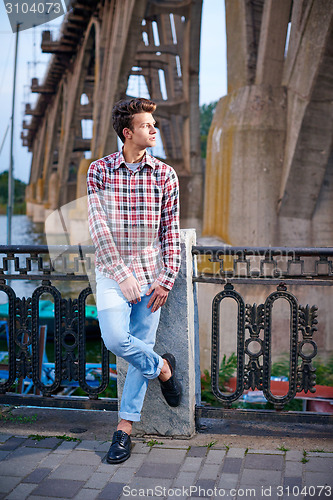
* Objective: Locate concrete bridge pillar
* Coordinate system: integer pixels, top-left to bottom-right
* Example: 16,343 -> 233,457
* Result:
32,178 -> 45,223
203,0 -> 333,247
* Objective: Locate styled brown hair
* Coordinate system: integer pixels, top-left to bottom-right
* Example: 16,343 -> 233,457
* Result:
112,98 -> 156,143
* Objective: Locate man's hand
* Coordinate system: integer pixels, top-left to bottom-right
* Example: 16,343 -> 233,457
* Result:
119,275 -> 142,303
146,281 -> 169,312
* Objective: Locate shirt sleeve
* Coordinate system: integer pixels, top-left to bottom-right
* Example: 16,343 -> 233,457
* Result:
87,161 -> 132,284
157,168 -> 181,290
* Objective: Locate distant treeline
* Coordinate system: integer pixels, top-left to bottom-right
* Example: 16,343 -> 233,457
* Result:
0,171 -> 26,214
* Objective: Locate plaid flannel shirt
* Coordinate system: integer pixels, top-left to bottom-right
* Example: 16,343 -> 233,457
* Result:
87,150 -> 181,290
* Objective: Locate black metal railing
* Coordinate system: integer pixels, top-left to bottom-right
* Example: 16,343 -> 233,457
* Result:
0,244 -> 117,410
192,246 -> 333,419
1,244 -> 332,420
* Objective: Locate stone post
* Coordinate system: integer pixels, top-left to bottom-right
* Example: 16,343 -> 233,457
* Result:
117,229 -> 200,437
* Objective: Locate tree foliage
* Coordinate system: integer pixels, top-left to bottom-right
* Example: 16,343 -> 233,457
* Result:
200,100 -> 218,158
0,170 -> 26,213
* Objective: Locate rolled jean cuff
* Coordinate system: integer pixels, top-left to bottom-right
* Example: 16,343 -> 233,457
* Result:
119,411 -> 141,422
154,355 -> 164,379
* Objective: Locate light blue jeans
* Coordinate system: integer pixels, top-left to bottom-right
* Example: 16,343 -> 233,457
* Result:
95,269 -> 164,422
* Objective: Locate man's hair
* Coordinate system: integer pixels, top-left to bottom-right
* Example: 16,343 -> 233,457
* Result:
112,98 -> 157,143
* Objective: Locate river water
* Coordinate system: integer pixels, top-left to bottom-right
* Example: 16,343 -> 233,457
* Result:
0,215 -> 90,302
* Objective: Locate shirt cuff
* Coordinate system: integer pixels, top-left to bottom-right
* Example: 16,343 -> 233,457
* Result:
113,263 -> 133,284
157,269 -> 177,291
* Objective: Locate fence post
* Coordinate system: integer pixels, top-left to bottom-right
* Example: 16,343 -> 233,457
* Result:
117,228 -> 200,437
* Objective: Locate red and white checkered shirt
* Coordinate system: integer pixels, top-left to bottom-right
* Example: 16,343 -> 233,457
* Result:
87,150 -> 181,290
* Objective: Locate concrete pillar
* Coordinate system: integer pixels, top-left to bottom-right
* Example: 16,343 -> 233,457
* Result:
117,229 -> 200,437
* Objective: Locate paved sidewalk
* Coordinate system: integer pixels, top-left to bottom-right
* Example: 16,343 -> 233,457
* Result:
0,431 -> 332,500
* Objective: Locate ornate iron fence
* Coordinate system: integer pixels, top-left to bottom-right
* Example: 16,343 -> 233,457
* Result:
0,244 -> 116,410
1,244 -> 332,419
192,246 -> 333,417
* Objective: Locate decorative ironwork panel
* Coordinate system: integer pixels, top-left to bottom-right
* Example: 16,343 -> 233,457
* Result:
262,284 -> 299,408
211,283 -> 245,405
209,281 -> 320,409
0,245 -> 110,407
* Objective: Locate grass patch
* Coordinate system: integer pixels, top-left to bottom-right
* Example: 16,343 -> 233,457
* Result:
207,440 -> 217,448
146,439 -> 163,448
277,445 -> 290,452
0,411 -> 37,424
28,434 -> 81,442
301,450 -> 309,463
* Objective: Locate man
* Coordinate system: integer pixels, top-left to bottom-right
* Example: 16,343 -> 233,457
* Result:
87,98 -> 181,464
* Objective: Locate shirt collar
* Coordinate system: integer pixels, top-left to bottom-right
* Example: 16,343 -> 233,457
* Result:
113,149 -> 156,170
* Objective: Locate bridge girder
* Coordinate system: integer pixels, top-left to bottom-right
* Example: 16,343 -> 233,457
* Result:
24,0 -> 203,231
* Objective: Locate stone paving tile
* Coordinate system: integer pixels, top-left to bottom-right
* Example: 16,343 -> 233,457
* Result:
28,496 -> 68,500
95,442 -> 110,453
304,457 -> 333,472
39,452 -> 66,469
0,449 -> 51,477
31,478 -> 85,498
22,467 -> 52,483
180,457 -> 204,472
147,447 -> 187,463
73,488 -> 101,500
285,460 -> 303,477
130,442 -> 150,454
243,454 -> 284,470
283,476 -> 302,488
97,482 -> 126,500
221,457 -> 242,474
83,472 -> 110,490
62,450 -> 103,466
235,485 -> 280,500
217,472 -> 238,489
285,450 -> 303,461
109,466 -> 137,483
75,440 -> 103,451
136,461 -> 180,479
124,476 -> 173,492
6,482 -> 37,500
5,445 -> 50,461
0,450 -> 11,461
307,451 -> 333,458
48,463 -> 97,481
226,448 -> 246,458
205,449 -> 226,464
53,440 -> 79,454
118,452 -> 146,468
198,463 -> 220,480
192,479 -> 216,496
151,439 -> 190,449
0,475 -> 21,494
247,449 -> 284,455
239,469 -> 282,487
95,462 -> 120,474
304,471 -> 333,487
187,446 -> 207,458
0,436 -> 26,451
24,437 -> 62,449
172,471 -> 197,487
0,434 -> 11,443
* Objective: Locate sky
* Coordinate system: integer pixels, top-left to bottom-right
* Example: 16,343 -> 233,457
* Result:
0,0 -> 227,184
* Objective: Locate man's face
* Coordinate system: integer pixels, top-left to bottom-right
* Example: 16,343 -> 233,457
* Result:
125,112 -> 157,149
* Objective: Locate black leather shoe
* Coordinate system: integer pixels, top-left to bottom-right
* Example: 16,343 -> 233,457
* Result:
158,353 -> 182,407
106,430 -> 131,464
